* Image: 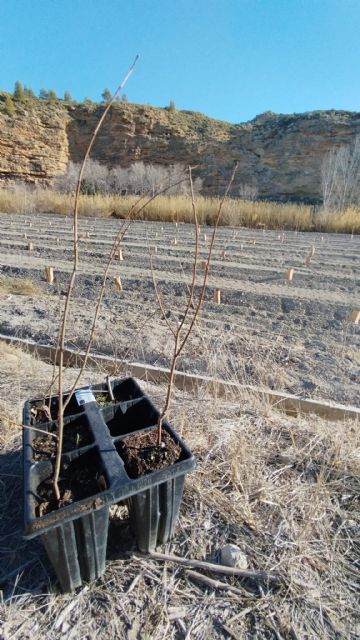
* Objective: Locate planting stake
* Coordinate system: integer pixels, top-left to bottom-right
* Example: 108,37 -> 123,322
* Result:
113,276 -> 123,291
285,268 -> 294,281
44,266 -> 54,284
350,309 -> 360,324
213,288 -> 221,304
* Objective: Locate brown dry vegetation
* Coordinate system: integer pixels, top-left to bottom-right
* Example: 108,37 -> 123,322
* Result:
0,187 -> 359,233
0,342 -> 359,639
0,275 -> 41,297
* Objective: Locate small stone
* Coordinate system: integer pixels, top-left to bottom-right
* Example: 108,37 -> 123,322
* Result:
221,544 -> 248,569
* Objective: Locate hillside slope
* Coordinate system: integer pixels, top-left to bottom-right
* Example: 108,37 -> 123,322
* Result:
0,95 -> 359,200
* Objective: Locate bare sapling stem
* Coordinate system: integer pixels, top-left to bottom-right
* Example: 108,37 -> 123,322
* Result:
155,164 -> 238,444
61,221 -> 130,414
52,56 -> 139,501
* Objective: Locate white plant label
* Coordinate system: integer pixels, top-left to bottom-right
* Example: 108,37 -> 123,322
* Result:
75,388 -> 96,406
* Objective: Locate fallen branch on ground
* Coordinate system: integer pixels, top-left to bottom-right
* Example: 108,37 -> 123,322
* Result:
133,551 -> 282,584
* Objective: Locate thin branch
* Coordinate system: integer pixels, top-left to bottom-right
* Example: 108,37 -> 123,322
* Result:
176,163 -> 238,355
176,166 -> 199,334
185,569 -> 246,596
128,173 -> 189,219
106,375 -> 115,401
156,164 -> 238,442
117,307 -> 160,369
134,551 -> 281,583
16,420 -> 59,440
53,56 -> 139,501
150,253 -> 176,338
62,221 -> 130,413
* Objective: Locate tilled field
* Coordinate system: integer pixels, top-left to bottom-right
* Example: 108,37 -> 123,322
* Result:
0,212 -> 359,406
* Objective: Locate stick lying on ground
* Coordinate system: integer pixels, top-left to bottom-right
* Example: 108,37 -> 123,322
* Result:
186,569 -> 246,596
133,551 -> 282,584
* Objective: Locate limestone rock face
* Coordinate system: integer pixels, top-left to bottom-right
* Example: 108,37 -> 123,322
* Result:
1,97 -> 360,200
0,101 -> 69,184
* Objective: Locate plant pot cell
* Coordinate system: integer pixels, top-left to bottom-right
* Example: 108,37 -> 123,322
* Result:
111,378 -> 145,403
35,447 -> 108,518
115,427 -> 183,478
31,414 -> 94,461
30,392 -> 84,422
103,397 -> 158,437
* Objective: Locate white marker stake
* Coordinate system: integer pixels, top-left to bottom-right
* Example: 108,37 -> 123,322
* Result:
285,267 -> 294,281
350,309 -> 360,324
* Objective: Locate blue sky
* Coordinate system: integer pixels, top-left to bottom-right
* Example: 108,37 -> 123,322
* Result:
0,0 -> 359,123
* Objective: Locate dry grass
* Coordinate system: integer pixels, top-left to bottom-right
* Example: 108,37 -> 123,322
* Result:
0,275 -> 41,297
0,343 -> 359,639
1,186 -> 359,232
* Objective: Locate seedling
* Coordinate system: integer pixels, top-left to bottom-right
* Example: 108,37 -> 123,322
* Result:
151,164 -> 238,445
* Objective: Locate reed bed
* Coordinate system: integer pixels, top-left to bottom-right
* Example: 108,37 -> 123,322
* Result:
0,187 -> 359,232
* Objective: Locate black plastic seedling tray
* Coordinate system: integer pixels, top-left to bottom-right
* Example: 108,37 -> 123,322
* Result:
23,378 -> 196,590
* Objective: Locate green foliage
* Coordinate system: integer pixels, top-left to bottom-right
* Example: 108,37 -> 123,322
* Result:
4,94 -> 15,116
102,88 -> 112,102
47,90 -> 58,103
83,98 -> 94,109
24,86 -> 36,99
13,81 -> 24,101
64,90 -> 72,102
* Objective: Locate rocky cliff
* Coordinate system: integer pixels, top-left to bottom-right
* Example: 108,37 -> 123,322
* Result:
1,94 -> 359,201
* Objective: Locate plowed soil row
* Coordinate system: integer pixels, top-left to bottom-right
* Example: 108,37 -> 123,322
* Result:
0,212 -> 359,405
